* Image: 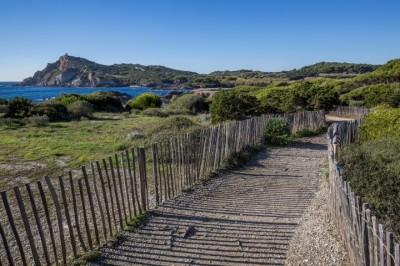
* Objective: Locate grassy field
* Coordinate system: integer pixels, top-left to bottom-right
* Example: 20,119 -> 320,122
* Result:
0,112 -> 207,191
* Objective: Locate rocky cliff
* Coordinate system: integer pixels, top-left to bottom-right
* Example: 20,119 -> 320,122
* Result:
19,54 -> 200,88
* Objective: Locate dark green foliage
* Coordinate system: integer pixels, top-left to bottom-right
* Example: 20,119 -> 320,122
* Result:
145,116 -> 200,142
6,97 -> 32,118
141,108 -> 168,117
338,138 -> 400,234
127,92 -> 162,110
67,100 -> 94,119
168,93 -> 209,114
358,105 -> 400,141
264,117 -> 291,145
50,91 -> 124,112
50,93 -> 84,106
0,98 -> 8,105
210,90 -> 261,123
287,62 -> 378,80
83,91 -> 124,112
254,80 -> 340,113
343,59 -> 400,92
192,76 -> 221,88
29,115 -> 50,127
340,83 -> 400,107
31,102 -> 69,121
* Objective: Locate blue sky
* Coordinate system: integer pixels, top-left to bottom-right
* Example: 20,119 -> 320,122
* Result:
1,0 -> 399,81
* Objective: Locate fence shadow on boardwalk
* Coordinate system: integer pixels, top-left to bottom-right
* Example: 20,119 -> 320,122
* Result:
0,110 -> 326,265
327,107 -> 400,266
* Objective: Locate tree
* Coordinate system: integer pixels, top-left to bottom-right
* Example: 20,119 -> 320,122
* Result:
210,90 -> 260,123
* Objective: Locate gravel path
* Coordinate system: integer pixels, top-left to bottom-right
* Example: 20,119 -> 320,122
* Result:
89,135 -> 347,265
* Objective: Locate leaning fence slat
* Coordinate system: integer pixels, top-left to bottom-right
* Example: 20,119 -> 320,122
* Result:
109,156 -> 123,229
379,224 -> 385,266
82,166 -> 100,246
90,161 -> 107,242
44,176 -> 67,265
1,191 -> 27,265
37,180 -> 58,264
78,178 -> 92,250
125,150 -> 137,216
58,176 -> 77,258
120,153 -> 132,219
152,143 -> 160,205
387,232 -> 394,266
14,186 -> 41,265
395,244 -> 399,266
114,154 -> 128,222
102,159 -> 118,233
69,171 -> 87,252
26,183 -> 51,265
96,160 -> 112,239
0,218 -> 14,266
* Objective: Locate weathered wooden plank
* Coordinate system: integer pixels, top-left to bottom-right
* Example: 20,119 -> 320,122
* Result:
108,156 -> 123,229
14,186 -> 41,265
125,150 -> 137,216
130,148 -> 142,213
114,154 -> 128,222
68,171 -> 87,252
90,161 -> 107,242
26,183 -> 51,265
103,158 -> 118,232
44,176 -> 67,264
152,143 -> 160,205
96,160 -> 112,239
78,178 -> 92,250
387,232 -> 394,266
120,152 -> 132,219
58,176 -> 77,258
82,166 -> 100,246
379,223 -> 385,266
394,243 -> 399,266
0,218 -> 14,265
37,180 -> 58,264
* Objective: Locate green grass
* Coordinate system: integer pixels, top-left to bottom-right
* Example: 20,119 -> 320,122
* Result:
0,112 -> 206,190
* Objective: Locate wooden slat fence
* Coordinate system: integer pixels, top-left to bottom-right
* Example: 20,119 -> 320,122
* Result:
330,106 -> 371,119
328,120 -> 400,266
0,110 -> 326,265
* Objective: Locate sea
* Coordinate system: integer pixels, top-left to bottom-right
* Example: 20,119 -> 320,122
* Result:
0,82 -> 178,102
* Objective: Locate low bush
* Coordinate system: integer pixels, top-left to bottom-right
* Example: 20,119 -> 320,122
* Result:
67,100 -> 94,119
29,115 -> 50,127
141,108 -> 168,117
30,102 -> 69,121
6,97 -> 32,118
0,98 -> 8,105
167,93 -> 209,114
358,105 -> 400,142
340,83 -> 400,107
0,105 -> 9,114
210,90 -> 261,123
264,117 -> 291,145
338,138 -> 400,234
145,116 -> 200,142
127,92 -> 161,110
83,91 -> 124,112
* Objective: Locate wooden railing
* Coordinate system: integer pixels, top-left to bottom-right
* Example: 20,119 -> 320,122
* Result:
328,120 -> 400,266
0,110 -> 326,265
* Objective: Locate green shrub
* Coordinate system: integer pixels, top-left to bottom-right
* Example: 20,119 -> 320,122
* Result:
0,105 -> 9,114
145,116 -> 199,142
340,83 -> 400,107
29,115 -> 49,127
50,93 -> 84,106
83,91 -> 124,112
30,102 -> 69,121
127,92 -> 162,110
168,93 -> 209,114
264,117 -> 291,145
67,100 -> 94,119
210,90 -> 261,123
141,108 -> 168,117
6,97 -> 32,118
338,138 -> 400,234
0,98 -> 8,105
359,105 -> 400,142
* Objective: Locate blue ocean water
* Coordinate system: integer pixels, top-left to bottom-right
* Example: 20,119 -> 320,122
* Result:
0,82 -> 176,102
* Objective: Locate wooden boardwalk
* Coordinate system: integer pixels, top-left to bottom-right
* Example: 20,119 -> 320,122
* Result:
89,135 -> 327,265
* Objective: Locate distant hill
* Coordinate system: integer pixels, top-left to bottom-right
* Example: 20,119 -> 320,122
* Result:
19,54 -> 380,88
19,54 -> 200,88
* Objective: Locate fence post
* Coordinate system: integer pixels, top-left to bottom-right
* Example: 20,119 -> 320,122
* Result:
152,143 -> 160,206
